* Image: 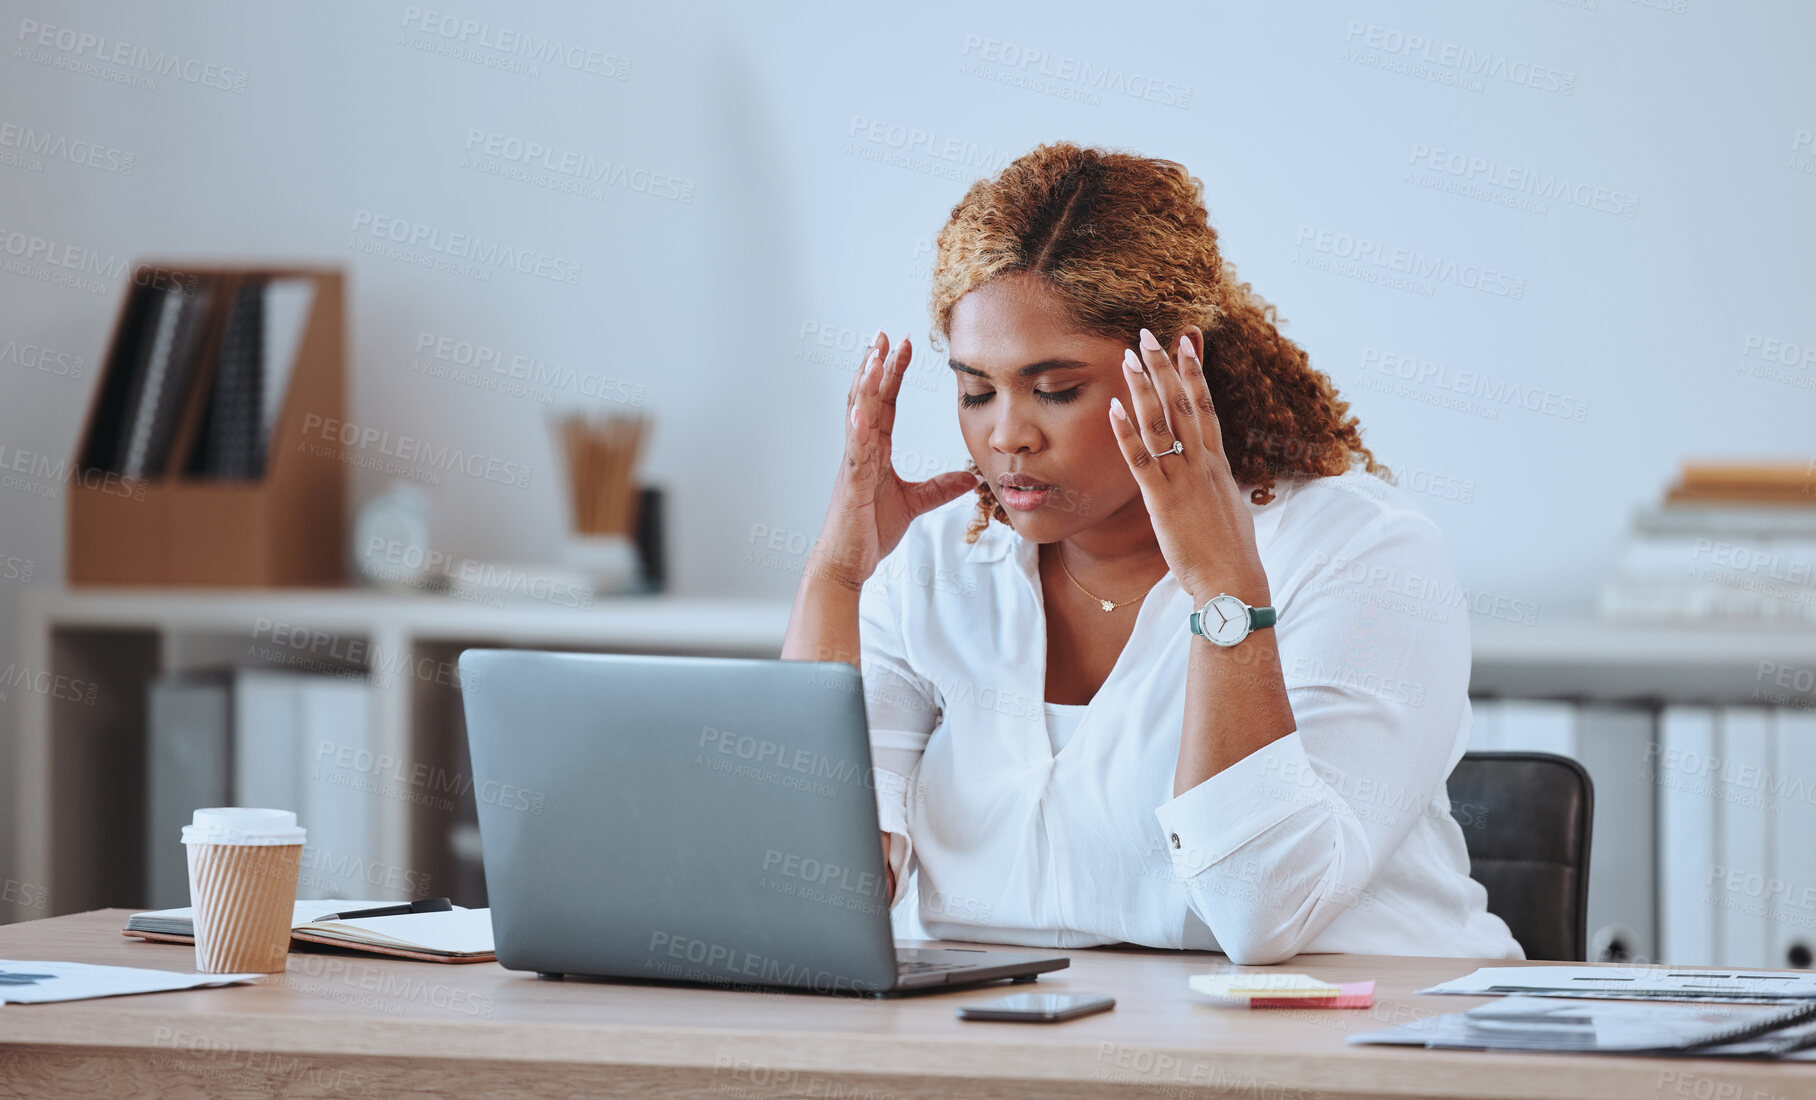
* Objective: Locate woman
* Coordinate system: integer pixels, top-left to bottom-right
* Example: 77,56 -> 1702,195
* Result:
781,141 -> 1522,965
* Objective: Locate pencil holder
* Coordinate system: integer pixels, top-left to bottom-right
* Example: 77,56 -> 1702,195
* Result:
554,411 -> 653,595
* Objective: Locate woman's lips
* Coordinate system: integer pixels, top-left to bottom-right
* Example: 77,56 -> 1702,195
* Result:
999,480 -> 1056,511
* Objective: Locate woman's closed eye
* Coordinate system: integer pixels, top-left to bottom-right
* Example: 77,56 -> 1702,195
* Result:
959,386 -> 1084,409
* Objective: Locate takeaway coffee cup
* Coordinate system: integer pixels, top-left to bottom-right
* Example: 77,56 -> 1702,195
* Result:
181,808 -> 306,973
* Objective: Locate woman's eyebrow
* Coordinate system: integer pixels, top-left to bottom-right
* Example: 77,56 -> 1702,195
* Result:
948,358 -> 1093,379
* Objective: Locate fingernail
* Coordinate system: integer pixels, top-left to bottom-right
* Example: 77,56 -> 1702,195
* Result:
872,329 -> 884,348
1123,348 -> 1142,372
1110,396 -> 1128,420
1179,334 -> 1194,359
1139,328 -> 1161,351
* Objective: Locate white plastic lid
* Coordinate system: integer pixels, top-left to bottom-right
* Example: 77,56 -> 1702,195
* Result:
180,807 -> 307,846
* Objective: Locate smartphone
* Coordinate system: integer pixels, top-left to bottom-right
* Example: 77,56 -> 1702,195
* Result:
956,993 -> 1115,1022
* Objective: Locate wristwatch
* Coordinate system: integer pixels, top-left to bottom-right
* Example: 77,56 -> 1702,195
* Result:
1189,593 -> 1277,647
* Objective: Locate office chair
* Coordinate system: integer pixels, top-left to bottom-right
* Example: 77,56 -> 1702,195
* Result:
1446,751 -> 1594,962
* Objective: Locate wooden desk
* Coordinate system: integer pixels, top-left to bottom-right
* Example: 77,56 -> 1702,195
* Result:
2,911 -> 1811,1098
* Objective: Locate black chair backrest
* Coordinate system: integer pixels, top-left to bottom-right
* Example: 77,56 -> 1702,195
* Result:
1446,751 -> 1594,962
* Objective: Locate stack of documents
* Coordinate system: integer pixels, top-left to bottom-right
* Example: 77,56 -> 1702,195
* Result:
1351,996 -> 1816,1057
1422,965 -> 1816,1004
1353,964 -> 1816,1059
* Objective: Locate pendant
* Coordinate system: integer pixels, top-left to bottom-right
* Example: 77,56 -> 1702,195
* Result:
1100,599 -> 1114,611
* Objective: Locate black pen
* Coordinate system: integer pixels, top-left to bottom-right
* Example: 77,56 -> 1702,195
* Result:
310,898 -> 454,922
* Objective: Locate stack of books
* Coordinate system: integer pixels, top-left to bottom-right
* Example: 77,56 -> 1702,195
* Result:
1599,462 -> 1816,626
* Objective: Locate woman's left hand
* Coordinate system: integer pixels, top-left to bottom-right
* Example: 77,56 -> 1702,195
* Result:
1108,328 -> 1271,608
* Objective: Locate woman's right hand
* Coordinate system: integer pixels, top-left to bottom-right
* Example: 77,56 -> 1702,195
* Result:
809,332 -> 980,591
882,831 -> 896,902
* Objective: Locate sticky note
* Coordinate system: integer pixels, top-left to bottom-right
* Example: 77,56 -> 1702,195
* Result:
1189,973 -> 1342,1004
1250,981 -> 1375,1009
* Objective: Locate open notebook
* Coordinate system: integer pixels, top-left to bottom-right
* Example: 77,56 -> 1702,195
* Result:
123,900 -> 495,963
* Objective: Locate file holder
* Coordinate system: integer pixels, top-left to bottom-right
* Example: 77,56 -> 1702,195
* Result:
67,263 -> 347,585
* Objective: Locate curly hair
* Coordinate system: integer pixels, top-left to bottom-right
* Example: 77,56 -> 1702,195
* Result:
928,141 -> 1389,543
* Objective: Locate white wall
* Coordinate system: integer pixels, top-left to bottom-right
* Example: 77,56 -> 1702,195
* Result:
2,0 -> 1813,892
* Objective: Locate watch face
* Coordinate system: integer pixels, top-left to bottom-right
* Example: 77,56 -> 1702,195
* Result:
1206,595 -> 1248,645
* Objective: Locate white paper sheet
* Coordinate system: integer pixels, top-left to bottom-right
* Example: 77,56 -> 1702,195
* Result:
0,960 -> 260,1004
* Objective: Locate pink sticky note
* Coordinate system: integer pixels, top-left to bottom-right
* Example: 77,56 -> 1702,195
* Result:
1249,980 -> 1374,1009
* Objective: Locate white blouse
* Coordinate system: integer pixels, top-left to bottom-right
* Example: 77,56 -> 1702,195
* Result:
859,469 -> 1524,965
1043,702 -> 1089,756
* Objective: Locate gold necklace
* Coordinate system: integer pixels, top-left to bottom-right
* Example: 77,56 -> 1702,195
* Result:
1055,544 -> 1147,612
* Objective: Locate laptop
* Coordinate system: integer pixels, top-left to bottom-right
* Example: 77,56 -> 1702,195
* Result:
457,649 -> 1069,996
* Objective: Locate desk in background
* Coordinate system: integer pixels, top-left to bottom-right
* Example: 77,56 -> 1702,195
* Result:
2,909 -> 1812,1099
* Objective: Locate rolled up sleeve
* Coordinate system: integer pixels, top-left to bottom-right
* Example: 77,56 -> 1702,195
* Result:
1154,731 -> 1335,876
1153,509 -> 1474,965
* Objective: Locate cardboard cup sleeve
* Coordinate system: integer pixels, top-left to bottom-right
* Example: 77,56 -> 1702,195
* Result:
181,808 -> 306,974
